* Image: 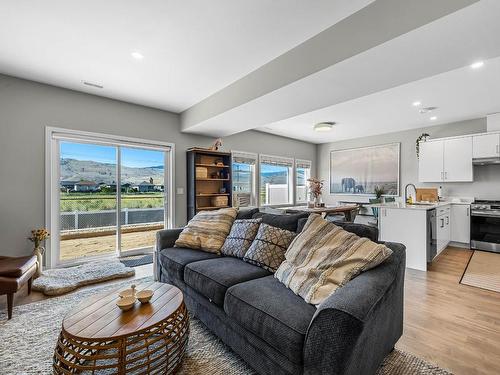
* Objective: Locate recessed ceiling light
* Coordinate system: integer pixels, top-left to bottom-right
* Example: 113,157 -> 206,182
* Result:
470,61 -> 484,69
313,122 -> 335,132
82,80 -> 103,89
131,51 -> 144,60
419,106 -> 438,114
430,116 -> 437,121
412,101 -> 422,107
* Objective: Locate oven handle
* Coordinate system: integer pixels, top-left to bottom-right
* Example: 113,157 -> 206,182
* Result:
471,210 -> 500,218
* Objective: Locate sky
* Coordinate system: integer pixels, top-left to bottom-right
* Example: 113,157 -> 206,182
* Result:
60,142 -> 165,168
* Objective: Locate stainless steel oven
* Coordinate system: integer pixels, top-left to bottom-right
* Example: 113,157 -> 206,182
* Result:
470,200 -> 500,253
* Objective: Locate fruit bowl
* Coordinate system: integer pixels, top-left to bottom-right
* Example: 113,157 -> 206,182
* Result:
116,296 -> 136,311
136,289 -> 154,304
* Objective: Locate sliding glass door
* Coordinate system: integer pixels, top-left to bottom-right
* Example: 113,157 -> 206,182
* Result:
119,146 -> 167,256
59,141 -> 118,261
50,131 -> 172,266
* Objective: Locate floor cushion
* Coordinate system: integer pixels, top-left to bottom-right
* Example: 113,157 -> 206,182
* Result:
224,275 -> 316,364
158,247 -> 219,282
184,257 -> 270,306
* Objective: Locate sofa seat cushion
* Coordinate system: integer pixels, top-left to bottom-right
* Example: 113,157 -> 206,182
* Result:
184,257 -> 271,306
224,275 -> 316,364
158,247 -> 220,282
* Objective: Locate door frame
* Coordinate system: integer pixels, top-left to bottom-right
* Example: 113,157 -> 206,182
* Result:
45,127 -> 175,268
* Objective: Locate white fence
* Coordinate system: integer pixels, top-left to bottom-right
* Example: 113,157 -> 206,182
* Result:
60,207 -> 164,230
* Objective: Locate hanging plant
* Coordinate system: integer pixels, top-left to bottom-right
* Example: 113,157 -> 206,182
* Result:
416,133 -> 430,159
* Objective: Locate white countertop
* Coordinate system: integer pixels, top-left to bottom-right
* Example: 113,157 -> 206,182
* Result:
369,201 -> 469,211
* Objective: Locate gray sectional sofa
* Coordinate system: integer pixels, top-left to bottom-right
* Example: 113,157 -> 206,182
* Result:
154,212 -> 406,375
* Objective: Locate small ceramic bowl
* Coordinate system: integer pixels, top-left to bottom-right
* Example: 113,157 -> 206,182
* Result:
136,289 -> 154,304
116,296 -> 136,311
118,288 -> 135,298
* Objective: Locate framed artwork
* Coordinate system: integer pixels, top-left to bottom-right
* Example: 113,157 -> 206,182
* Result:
330,143 -> 400,196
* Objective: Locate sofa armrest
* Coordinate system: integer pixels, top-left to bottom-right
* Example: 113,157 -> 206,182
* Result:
303,242 -> 406,375
154,228 -> 183,281
155,228 -> 183,251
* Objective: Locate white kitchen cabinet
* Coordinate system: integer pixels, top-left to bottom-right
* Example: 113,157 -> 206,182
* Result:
436,206 -> 451,254
451,204 -> 470,244
473,133 -> 500,158
418,141 -> 444,182
443,137 -> 473,182
419,137 -> 473,182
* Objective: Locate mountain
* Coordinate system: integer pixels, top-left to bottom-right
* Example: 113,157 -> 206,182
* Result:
60,158 -> 164,185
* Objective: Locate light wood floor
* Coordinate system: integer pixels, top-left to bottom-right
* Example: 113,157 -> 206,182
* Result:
1,249 -> 499,375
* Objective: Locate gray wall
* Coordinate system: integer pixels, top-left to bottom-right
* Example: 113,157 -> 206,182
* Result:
317,117 -> 500,206
0,74 -> 316,256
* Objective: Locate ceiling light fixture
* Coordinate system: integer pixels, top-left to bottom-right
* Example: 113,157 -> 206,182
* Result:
430,116 -> 437,121
470,61 -> 484,69
412,101 -> 422,107
131,51 -> 144,60
313,122 -> 335,132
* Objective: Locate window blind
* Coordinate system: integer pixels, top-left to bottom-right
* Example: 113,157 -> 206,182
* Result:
232,151 -> 257,165
296,159 -> 312,169
259,154 -> 294,168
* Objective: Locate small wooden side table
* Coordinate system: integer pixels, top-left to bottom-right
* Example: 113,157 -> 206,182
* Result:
53,281 -> 189,374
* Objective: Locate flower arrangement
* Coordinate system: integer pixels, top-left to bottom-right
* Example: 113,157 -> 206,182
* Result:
307,178 -> 324,199
28,228 -> 50,253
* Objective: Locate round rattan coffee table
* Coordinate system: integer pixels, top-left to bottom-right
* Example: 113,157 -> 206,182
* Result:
53,281 -> 189,374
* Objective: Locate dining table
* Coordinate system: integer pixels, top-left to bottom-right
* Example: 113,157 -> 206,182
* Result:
279,204 -> 359,222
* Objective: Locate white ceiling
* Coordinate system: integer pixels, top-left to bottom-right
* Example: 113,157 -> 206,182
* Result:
184,0 -> 500,141
257,55 -> 500,143
0,0 -> 373,112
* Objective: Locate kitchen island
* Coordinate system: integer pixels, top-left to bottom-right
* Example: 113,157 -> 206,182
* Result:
373,202 -> 451,271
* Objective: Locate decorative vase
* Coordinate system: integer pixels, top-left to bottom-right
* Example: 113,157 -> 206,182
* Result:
33,246 -> 44,278
314,195 -> 322,208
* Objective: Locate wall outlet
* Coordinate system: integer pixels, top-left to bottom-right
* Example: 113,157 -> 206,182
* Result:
176,187 -> 184,195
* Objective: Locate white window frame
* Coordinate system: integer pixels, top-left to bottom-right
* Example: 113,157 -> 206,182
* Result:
258,154 -> 294,207
231,150 -> 258,208
45,127 -> 175,269
295,159 -> 312,204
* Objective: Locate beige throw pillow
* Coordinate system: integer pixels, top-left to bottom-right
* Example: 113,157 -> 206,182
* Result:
275,214 -> 393,305
175,207 -> 238,254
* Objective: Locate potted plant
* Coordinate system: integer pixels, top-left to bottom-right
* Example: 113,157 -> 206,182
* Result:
374,185 -> 386,203
416,133 -> 430,159
307,178 -> 324,207
28,228 -> 50,278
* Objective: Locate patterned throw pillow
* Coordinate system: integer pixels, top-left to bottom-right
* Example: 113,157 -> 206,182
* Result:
275,214 -> 393,305
175,208 -> 238,254
243,223 -> 296,272
221,219 -> 262,258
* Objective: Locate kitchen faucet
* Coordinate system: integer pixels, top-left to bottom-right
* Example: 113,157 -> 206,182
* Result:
404,183 -> 417,203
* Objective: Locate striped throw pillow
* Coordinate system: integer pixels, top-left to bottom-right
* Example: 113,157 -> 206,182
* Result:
275,214 -> 392,305
175,208 -> 238,254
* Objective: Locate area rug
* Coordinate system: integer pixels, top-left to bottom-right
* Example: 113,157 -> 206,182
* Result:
119,253 -> 154,267
460,250 -> 500,293
0,277 -> 451,375
32,260 -> 135,296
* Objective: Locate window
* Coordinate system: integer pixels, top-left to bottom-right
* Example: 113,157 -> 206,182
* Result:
232,151 -> 257,207
295,159 -> 312,203
259,154 -> 294,206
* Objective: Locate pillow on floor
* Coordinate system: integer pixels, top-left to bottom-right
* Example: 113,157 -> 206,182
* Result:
221,218 -> 262,258
275,214 -> 393,305
175,207 -> 238,254
243,223 -> 296,272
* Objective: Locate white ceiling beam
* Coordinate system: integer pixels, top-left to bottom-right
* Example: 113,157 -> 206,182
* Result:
180,0 -> 479,135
